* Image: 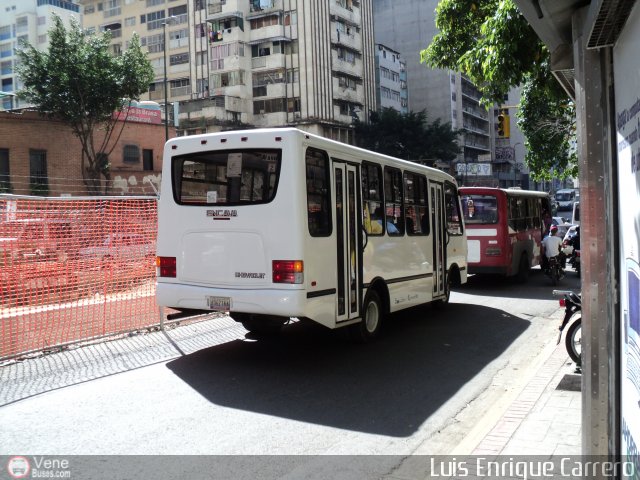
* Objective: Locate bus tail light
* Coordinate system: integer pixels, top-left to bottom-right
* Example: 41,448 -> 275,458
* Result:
273,260 -> 303,284
485,247 -> 502,256
156,256 -> 176,278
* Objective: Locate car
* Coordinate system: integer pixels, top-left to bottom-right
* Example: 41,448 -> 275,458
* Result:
78,233 -> 155,263
563,225 -> 579,244
551,216 -> 573,238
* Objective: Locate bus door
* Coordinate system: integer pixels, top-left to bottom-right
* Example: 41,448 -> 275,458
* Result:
430,182 -> 447,298
334,162 -> 361,322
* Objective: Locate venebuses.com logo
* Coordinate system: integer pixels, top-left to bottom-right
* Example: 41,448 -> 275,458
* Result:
6,456 -> 30,479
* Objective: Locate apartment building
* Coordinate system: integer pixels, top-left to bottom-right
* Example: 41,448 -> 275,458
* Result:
373,0 -> 531,187
375,43 -> 407,114
80,0 -> 376,143
0,0 -> 82,111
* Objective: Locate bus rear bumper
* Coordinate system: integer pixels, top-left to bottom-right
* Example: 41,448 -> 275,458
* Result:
156,282 -> 308,317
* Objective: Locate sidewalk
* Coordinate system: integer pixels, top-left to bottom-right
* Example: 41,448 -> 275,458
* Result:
470,342 -> 582,456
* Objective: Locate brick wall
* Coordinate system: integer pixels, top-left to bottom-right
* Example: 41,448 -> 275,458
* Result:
0,110 -> 173,196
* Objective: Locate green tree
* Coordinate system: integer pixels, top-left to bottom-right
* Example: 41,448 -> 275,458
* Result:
16,15 -> 154,194
420,0 -> 577,180
355,108 -> 461,165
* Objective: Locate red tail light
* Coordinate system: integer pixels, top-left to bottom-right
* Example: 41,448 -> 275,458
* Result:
559,298 -> 566,307
156,256 -> 176,278
273,260 -> 303,284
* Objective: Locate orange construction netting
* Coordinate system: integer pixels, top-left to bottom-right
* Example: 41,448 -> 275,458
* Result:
1,195 -> 159,359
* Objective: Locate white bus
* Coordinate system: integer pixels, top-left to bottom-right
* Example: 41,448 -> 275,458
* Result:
156,128 -> 467,341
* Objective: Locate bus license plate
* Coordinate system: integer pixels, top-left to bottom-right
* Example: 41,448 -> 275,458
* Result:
207,296 -> 231,311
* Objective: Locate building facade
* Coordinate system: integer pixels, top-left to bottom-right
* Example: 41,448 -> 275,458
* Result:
79,0 -> 376,143
374,43 -> 407,114
372,0 -> 535,188
0,0 -> 82,111
0,110 -> 166,196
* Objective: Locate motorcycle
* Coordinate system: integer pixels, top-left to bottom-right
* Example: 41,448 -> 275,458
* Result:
552,289 -> 582,367
544,255 -> 564,285
562,242 -> 581,275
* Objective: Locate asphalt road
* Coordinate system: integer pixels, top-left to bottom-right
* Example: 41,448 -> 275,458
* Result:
0,266 -> 580,456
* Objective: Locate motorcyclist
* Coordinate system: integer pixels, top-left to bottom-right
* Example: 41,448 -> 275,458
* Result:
541,225 -> 563,272
568,225 -> 581,251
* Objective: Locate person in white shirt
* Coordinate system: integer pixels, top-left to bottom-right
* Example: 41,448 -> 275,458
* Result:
541,225 -> 564,271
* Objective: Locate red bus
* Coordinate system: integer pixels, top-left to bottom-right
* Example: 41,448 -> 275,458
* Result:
459,187 -> 553,281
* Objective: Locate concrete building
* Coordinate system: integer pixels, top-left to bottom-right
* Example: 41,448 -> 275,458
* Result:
372,0 -> 532,188
79,0 -> 376,143
374,43 -> 407,114
0,0 -> 82,111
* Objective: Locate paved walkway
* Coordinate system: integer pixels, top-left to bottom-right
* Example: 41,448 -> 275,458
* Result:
471,342 -> 582,456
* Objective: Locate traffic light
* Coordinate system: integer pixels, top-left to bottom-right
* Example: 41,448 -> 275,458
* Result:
497,109 -> 510,138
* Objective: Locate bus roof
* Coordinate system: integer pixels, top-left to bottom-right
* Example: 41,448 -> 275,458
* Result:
165,127 -> 457,185
459,186 -> 550,198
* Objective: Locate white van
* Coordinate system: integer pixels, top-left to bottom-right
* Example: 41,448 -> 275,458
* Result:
555,189 -> 576,211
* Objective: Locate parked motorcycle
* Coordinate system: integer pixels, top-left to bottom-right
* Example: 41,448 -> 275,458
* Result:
544,255 -> 564,285
553,289 -> 582,367
568,248 -> 581,274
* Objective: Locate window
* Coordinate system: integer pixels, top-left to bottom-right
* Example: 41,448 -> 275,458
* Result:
306,148 -> 331,236
143,149 -> 153,171
172,149 -> 280,205
362,162 -> 383,236
168,4 -> 187,15
404,172 -> 428,235
170,52 -> 189,65
124,16 -> 136,27
29,149 -> 48,194
123,144 -> 140,163
384,167 -> 404,235
0,149 -> 9,192
211,70 -> 243,88
462,194 -> 497,225
445,183 -> 463,235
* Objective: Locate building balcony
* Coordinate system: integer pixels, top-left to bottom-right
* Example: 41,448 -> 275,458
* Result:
249,24 -> 288,44
209,25 -> 243,44
211,54 -> 246,72
247,0 -> 284,19
332,79 -> 363,103
462,106 -> 489,121
169,37 -> 189,49
251,53 -> 286,70
169,63 -> 190,75
332,54 -> 363,76
330,30 -> 361,52
331,1 -> 359,23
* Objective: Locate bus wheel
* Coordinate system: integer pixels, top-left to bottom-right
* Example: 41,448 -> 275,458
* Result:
435,270 -> 452,307
349,290 -> 383,343
516,254 -> 529,283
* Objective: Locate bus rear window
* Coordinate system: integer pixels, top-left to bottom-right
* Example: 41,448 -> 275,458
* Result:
172,149 -> 280,205
462,194 -> 498,224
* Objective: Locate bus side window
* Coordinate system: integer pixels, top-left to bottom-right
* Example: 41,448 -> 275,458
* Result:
384,167 -> 404,236
508,197 -> 518,230
362,162 -> 383,236
445,183 -> 463,235
404,172 -> 428,236
305,148 -> 332,237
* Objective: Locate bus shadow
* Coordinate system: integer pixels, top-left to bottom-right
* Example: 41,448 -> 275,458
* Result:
456,268 -> 581,301
166,304 -> 529,437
